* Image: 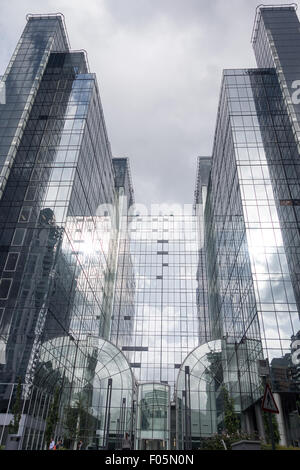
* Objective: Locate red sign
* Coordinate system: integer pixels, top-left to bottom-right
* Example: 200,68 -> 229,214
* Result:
261,384 -> 279,414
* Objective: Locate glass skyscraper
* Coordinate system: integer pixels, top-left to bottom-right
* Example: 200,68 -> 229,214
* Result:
0,14 -> 133,450
0,6 -> 300,451
205,5 -> 300,446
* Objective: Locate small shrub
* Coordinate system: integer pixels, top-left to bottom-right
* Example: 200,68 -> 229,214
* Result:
200,434 -> 227,450
261,443 -> 300,451
200,431 -> 260,450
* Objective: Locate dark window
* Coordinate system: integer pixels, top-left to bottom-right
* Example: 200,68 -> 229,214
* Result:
18,207 -> 31,222
4,253 -> 19,271
25,186 -> 36,201
12,228 -> 26,246
0,308 -> 4,328
0,279 -> 12,299
25,254 -> 38,274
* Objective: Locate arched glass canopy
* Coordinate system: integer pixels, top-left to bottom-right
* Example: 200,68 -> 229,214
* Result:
175,340 -> 223,449
23,335 -> 135,450
87,336 -> 135,449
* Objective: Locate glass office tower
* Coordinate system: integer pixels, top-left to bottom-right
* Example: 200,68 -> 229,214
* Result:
127,214 -> 200,449
194,157 -> 211,346
252,4 -> 300,321
204,4 -> 300,444
127,214 -> 199,389
110,158 -> 135,351
0,15 -> 134,449
205,68 -> 294,441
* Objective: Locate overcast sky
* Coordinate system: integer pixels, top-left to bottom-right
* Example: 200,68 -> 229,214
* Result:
0,0 -> 294,207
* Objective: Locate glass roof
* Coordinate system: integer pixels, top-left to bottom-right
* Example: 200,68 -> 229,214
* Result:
176,340 -> 223,393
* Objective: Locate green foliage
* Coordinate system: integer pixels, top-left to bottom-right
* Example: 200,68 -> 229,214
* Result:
64,396 -> 93,448
64,405 -> 78,441
200,431 -> 259,450
8,378 -> 22,434
44,387 -> 61,448
200,434 -> 227,450
262,411 -> 280,445
200,385 -> 259,452
222,386 -> 240,435
261,443 -> 300,450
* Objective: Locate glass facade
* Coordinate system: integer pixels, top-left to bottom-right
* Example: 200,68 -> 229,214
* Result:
124,215 -> 200,394
205,65 -> 300,444
135,383 -> 170,450
110,159 -> 135,351
253,5 -> 300,319
176,340 -> 222,448
0,15 -> 70,201
194,157 -> 211,346
0,15 -> 131,449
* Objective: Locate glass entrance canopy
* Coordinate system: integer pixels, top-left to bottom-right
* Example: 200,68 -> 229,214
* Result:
175,340 -> 223,449
21,336 -> 135,449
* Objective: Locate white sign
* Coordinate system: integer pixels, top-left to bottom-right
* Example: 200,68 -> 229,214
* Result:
261,384 -> 279,414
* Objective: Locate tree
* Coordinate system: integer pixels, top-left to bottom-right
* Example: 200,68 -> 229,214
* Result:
64,403 -> 78,445
64,397 -> 87,449
44,387 -> 60,448
222,385 -> 240,435
8,378 -> 22,434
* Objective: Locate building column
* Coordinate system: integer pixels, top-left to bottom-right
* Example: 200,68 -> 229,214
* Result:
273,393 -> 288,447
254,403 -> 266,442
240,413 -> 248,433
244,409 -> 254,434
